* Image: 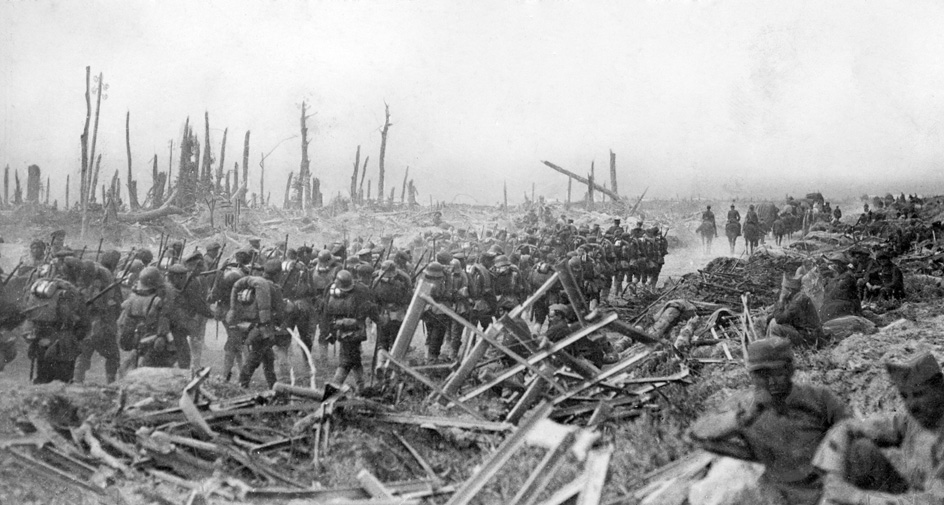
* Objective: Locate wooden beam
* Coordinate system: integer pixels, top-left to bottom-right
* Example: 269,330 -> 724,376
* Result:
380,350 -> 487,421
542,160 -> 621,201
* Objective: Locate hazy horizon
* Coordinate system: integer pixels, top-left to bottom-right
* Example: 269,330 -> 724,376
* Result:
2,0 -> 944,206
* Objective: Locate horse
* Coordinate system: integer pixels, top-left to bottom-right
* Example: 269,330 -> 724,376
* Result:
771,218 -> 786,246
697,221 -> 716,254
743,221 -> 762,255
725,221 -> 741,255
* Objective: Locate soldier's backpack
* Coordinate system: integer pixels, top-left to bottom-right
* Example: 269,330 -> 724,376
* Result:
119,293 -> 161,351
467,264 -> 493,300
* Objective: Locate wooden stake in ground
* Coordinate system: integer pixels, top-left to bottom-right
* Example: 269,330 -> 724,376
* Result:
65,174 -> 70,209
609,149 -> 618,197
45,176 -> 50,205
377,102 -> 391,206
503,180 -> 508,211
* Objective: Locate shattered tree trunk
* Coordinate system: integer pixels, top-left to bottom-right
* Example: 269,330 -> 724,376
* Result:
259,153 -> 265,208
284,172 -> 293,209
151,155 -> 164,207
45,176 -> 50,205
216,128 -> 227,194
298,102 -> 311,210
609,149 -> 618,197
408,179 -> 417,206
202,111 -> 213,191
13,171 -> 22,204
359,156 -> 369,202
567,177 -> 572,208
400,166 -> 409,204
350,145 -> 360,202
543,160 -> 622,202
389,187 -> 395,205
126,111 -> 140,210
80,67 -> 91,215
378,103 -> 391,207
3,164 -> 8,206
26,165 -> 40,203
587,164 -> 594,210
503,180 -> 508,210
88,72 -> 105,205
241,131 -> 250,205
65,175 -> 69,209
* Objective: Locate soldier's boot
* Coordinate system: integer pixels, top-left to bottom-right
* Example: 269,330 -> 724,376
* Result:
331,366 -> 349,387
350,368 -> 365,393
222,350 -> 237,382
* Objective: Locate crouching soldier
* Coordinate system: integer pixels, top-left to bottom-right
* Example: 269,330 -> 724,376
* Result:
117,266 -> 174,370
690,337 -> 849,504
321,270 -> 380,391
24,256 -> 90,383
814,351 -> 944,504
230,260 -> 284,389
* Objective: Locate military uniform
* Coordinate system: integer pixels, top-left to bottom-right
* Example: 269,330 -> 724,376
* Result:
322,270 -> 380,390
25,257 -> 90,383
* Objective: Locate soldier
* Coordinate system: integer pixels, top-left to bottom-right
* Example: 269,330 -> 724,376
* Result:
73,259 -> 122,383
231,260 -> 285,388
444,256 -> 470,360
24,255 -> 90,383
211,248 -> 253,381
691,337 -> 850,504
321,270 -> 380,391
49,229 -> 67,255
422,262 -> 454,363
767,275 -> 823,346
698,205 -> 717,253
814,351 -> 944,504
21,239 -> 46,271
492,254 -> 525,309
372,259 -> 412,353
167,263 -> 214,370
726,205 -> 742,255
647,226 -> 668,287
204,242 -> 222,266
182,252 -> 211,370
468,252 -> 497,330
117,266 -> 174,370
604,218 -> 623,239
277,249 -> 313,372
819,255 -> 862,323
528,254 -> 557,328
861,250 -> 905,301
311,249 -> 340,369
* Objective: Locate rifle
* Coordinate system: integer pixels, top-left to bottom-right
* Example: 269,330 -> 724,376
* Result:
155,233 -> 166,263
94,238 -> 103,262
205,244 -> 228,304
410,250 -> 429,282
78,245 -> 88,260
3,263 -> 22,286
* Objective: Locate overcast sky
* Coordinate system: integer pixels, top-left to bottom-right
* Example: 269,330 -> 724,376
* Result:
2,0 -> 944,206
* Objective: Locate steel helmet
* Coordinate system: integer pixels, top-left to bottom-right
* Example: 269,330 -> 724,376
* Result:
494,255 -> 511,268
335,270 -> 355,292
264,259 -> 282,275
137,266 -> 164,290
424,262 -> 445,279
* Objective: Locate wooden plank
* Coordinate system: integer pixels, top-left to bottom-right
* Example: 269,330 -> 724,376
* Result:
542,161 -> 622,201
576,448 -> 613,505
357,469 -> 395,499
508,431 -> 577,505
390,274 -> 436,359
551,350 -> 652,406
458,313 -> 618,403
587,401 -> 612,427
505,372 -> 550,424
443,402 -> 553,505
244,479 -> 447,500
381,350 -> 487,421
534,474 -> 587,505
420,293 -> 565,394
555,259 -> 589,325
370,414 -> 513,432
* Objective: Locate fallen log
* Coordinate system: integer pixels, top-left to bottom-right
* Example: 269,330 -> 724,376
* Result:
542,161 -> 622,202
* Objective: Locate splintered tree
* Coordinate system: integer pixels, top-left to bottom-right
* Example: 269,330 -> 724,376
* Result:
26,165 -> 41,203
202,111 -> 213,192
350,145 -> 360,203
13,170 -> 22,204
126,111 -> 140,210
151,154 -> 165,207
175,117 -> 204,209
216,128 -> 227,194
3,164 -> 8,206
295,101 -> 312,210
359,156 -> 369,203
241,131 -> 250,204
377,103 -> 391,207
400,166 -> 409,204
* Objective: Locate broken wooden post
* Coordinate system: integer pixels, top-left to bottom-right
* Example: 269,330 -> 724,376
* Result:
359,155 -> 369,203
555,259 -> 589,325
542,160 -> 622,202
13,170 -> 21,204
567,177 -> 572,208
202,111 -> 213,190
65,174 -> 69,209
283,172 -> 293,209
298,102 -> 311,209
3,164 -> 8,206
587,162 -> 594,210
378,102 -> 391,206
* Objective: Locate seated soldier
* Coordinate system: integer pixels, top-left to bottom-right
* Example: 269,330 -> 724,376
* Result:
861,250 -> 905,301
767,275 -> 823,346
814,351 -> 944,504
690,337 -> 850,504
